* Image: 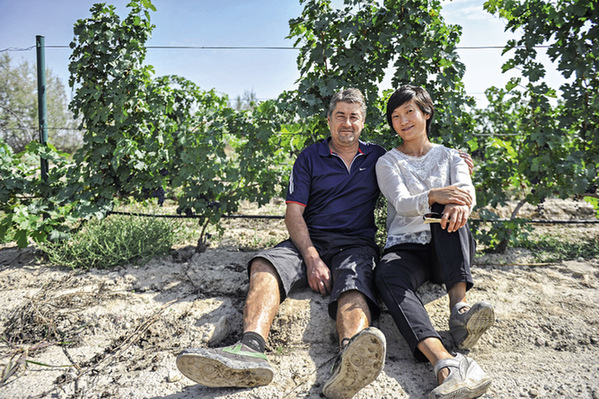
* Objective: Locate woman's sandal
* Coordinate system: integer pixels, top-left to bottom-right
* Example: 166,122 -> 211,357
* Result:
429,353 -> 492,399
449,301 -> 495,350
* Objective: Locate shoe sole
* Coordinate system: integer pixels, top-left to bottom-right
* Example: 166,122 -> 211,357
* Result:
176,349 -> 274,388
429,376 -> 492,399
457,304 -> 495,350
322,328 -> 386,399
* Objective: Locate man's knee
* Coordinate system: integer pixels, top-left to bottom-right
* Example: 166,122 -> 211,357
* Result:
336,289 -> 372,326
338,289 -> 369,310
249,257 -> 278,278
248,258 -> 283,301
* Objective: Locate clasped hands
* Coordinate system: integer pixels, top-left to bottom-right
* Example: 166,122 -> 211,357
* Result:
428,185 -> 472,233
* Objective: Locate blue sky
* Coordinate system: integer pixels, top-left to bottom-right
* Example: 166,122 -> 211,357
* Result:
0,0 -> 565,107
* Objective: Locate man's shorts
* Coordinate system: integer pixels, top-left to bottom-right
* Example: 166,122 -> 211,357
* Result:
248,232 -> 380,320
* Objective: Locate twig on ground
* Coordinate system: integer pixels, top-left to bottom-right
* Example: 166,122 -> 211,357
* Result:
31,298 -> 179,399
86,298 -> 179,373
475,262 -> 552,267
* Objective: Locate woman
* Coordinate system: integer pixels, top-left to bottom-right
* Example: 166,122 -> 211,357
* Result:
375,85 -> 494,399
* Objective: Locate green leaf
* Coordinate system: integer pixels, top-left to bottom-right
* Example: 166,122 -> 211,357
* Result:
15,230 -> 28,248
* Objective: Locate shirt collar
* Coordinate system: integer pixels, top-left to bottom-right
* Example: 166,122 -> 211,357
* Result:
318,137 -> 368,157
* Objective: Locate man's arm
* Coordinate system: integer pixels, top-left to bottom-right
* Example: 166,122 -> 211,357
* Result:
285,203 -> 332,296
459,151 -> 474,175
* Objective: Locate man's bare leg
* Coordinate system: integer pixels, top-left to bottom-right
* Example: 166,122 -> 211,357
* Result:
175,257 -> 280,388
243,258 -> 282,340
323,290 -> 386,399
336,290 -> 371,346
447,281 -> 467,311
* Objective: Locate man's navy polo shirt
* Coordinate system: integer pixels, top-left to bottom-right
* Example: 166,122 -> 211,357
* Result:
286,138 -> 386,239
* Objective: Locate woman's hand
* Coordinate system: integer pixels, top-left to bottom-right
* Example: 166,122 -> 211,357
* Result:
440,204 -> 471,232
428,185 -> 473,207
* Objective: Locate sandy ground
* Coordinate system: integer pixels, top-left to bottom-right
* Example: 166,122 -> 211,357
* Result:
1,199 -> 598,399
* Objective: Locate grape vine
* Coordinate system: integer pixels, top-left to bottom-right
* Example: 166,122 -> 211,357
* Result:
1,0 -> 597,252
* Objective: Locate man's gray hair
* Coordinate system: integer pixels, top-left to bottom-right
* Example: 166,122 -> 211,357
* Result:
327,88 -> 367,120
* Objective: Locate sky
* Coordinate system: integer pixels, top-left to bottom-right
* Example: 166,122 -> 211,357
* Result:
0,0 -> 567,108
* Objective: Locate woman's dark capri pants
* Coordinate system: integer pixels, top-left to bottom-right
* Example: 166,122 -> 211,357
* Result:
248,231 -> 381,320
375,204 -> 476,360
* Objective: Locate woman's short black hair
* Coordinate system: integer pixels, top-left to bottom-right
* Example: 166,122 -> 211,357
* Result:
386,85 -> 435,134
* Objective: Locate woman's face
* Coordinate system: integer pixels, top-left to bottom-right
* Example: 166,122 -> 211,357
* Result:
390,99 -> 430,142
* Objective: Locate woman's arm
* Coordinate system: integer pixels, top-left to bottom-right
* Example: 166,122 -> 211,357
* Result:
431,150 -> 476,232
376,158 -> 430,216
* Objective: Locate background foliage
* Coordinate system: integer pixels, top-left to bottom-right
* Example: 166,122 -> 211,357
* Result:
1,0 -> 597,252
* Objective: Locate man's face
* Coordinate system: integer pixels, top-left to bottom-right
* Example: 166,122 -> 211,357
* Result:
327,102 -> 365,149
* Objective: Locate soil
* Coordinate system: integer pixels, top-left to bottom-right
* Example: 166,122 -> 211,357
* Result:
1,199 -> 598,399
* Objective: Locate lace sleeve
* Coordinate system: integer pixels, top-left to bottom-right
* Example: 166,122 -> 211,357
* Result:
376,156 -> 429,217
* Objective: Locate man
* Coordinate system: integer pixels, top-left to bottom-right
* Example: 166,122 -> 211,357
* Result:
176,88 -> 387,399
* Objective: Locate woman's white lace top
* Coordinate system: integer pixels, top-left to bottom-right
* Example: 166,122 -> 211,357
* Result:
375,144 -> 475,249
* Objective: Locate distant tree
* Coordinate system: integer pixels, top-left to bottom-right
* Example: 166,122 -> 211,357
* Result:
0,53 -> 80,153
231,89 -> 258,111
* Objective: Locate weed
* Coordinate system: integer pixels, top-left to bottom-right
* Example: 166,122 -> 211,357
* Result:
517,234 -> 599,263
40,214 -> 175,269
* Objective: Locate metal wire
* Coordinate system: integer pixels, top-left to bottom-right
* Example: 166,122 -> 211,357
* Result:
108,211 -> 599,224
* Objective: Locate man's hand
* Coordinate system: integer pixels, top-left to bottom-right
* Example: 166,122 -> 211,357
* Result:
305,255 -> 332,296
458,151 -> 474,175
429,185 -> 473,207
285,202 -> 332,296
439,204 -> 470,233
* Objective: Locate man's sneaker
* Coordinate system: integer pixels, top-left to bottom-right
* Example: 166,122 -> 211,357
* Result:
322,327 -> 386,399
176,342 -> 273,387
449,301 -> 495,350
429,353 -> 492,399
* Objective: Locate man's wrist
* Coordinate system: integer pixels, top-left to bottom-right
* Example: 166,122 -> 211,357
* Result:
302,247 -> 320,264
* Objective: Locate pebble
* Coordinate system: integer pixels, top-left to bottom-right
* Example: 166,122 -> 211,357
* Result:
201,316 -> 230,346
167,370 -> 181,383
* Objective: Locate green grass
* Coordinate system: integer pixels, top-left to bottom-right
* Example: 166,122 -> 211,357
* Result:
40,214 -> 176,270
